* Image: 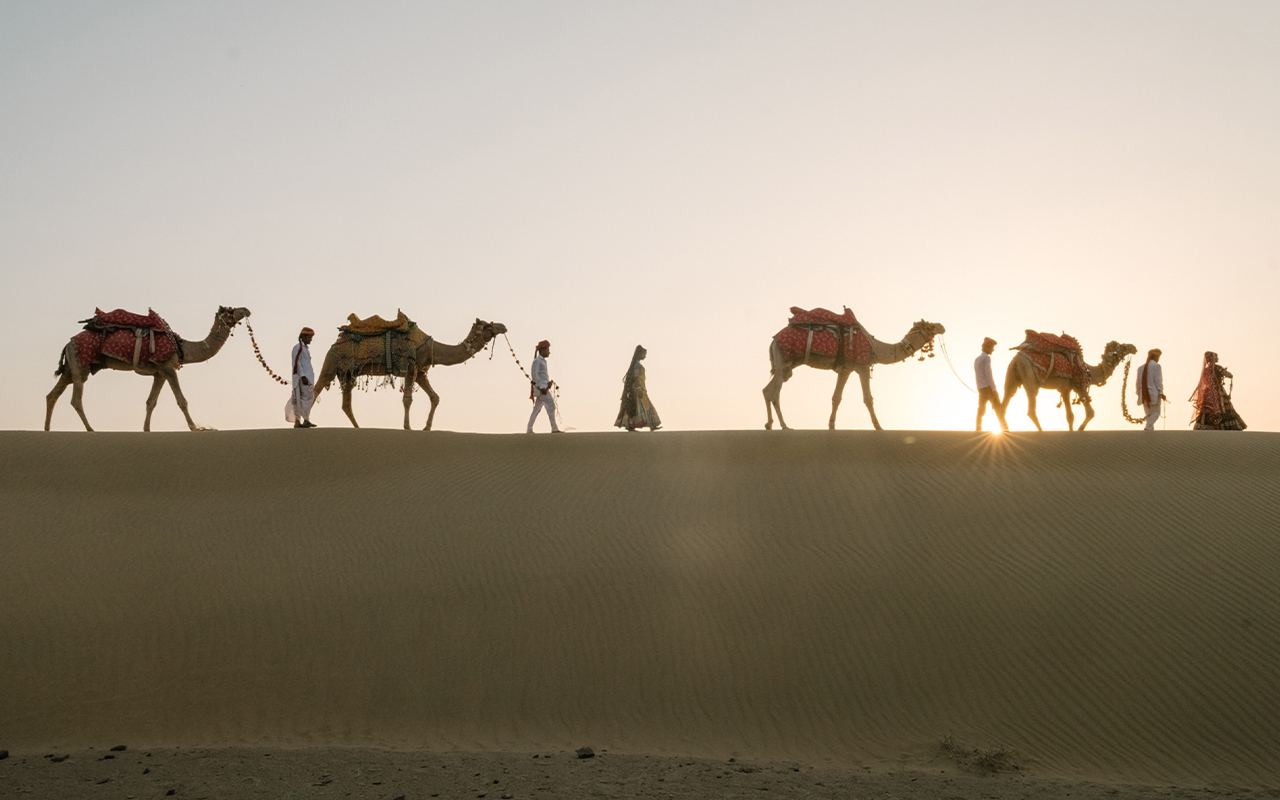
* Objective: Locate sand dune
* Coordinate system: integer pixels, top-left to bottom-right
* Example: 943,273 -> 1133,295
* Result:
1,429 -> 1278,787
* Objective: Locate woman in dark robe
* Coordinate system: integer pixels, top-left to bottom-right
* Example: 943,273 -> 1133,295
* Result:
614,345 -> 661,431
1190,351 -> 1246,430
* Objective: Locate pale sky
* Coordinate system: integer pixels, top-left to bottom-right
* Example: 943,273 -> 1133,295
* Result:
4,2 -> 1277,433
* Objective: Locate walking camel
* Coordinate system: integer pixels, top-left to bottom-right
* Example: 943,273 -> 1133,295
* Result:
1000,337 -> 1137,431
763,311 -> 945,430
314,316 -> 508,430
45,305 -> 252,431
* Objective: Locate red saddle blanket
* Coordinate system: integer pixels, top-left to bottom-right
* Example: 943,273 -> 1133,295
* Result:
71,308 -> 180,367
775,306 -> 871,365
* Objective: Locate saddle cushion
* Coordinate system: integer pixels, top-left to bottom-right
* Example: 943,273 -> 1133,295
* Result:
341,311 -> 412,335
788,306 -> 857,326
88,308 -> 168,331
1022,330 -> 1082,353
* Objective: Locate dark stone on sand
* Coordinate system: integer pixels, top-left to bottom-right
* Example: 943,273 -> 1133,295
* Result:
51,755 -> 69,762
576,747 -> 595,759
393,796 -> 406,800
97,778 -> 110,784
111,744 -> 127,751
103,754 -> 115,760
0,750 -> 8,760
143,768 -> 150,774
166,790 -> 176,796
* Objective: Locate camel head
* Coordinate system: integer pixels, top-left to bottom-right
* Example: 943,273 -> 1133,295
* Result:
912,320 -> 945,340
1102,341 -> 1138,363
216,306 -> 252,329
473,318 -> 508,342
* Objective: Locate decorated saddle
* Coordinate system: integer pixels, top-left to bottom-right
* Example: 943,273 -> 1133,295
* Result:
1014,330 -> 1087,384
331,311 -> 429,379
71,308 -> 181,369
775,306 -> 872,366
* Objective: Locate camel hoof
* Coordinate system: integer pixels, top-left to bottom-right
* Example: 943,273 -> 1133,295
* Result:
764,423 -> 773,430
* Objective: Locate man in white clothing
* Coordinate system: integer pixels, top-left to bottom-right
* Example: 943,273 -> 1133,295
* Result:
527,339 -> 561,433
1135,348 -> 1165,431
288,327 -> 318,429
974,336 -> 1005,431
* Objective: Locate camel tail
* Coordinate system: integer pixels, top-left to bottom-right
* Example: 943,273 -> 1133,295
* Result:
55,345 -> 69,378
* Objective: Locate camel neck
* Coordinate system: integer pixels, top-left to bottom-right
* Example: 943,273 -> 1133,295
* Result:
181,316 -> 234,364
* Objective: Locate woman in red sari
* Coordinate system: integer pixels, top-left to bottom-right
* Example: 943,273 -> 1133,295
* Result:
1189,351 -> 1247,430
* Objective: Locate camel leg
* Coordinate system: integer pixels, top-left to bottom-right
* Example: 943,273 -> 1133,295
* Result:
341,382 -> 359,428
402,377 -> 414,430
1078,396 -> 1096,431
1060,389 -> 1076,431
829,370 -> 851,430
143,373 -> 166,432
161,367 -> 200,430
416,372 -> 440,431
1024,384 -> 1043,432
45,372 -> 72,431
68,367 -> 94,432
763,374 -> 785,430
857,367 -> 883,431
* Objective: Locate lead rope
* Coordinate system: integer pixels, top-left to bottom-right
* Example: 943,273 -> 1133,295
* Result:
245,322 -> 290,385
937,335 -> 977,394
1118,357 -> 1145,425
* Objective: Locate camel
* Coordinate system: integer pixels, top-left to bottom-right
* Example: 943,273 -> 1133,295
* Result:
314,317 -> 508,430
1000,339 -> 1137,431
763,318 -> 945,430
45,305 -> 252,432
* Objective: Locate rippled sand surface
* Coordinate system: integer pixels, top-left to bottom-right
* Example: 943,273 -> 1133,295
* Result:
2,429 -> 1278,789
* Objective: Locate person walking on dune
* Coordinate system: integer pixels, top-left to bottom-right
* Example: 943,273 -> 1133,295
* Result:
1135,348 -> 1165,431
1190,351 -> 1247,431
615,345 -> 662,432
974,336 -> 1004,431
286,327 -> 318,429
527,339 -> 561,434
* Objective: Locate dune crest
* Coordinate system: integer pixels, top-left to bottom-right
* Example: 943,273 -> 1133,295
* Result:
2,430 -> 1278,786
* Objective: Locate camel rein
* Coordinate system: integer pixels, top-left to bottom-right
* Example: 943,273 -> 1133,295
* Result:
1118,357 -> 1146,425
937,335 -> 977,394
243,322 -> 290,385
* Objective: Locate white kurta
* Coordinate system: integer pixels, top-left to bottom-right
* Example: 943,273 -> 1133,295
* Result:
1135,360 -> 1163,431
973,352 -> 996,390
527,354 -> 558,432
286,342 -> 315,424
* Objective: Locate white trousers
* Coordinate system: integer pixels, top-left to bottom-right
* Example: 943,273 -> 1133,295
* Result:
528,390 -> 559,433
1143,402 -> 1161,431
286,381 -> 314,424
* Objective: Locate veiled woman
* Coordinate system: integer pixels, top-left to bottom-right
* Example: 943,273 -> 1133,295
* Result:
1190,351 -> 1246,430
615,345 -> 661,431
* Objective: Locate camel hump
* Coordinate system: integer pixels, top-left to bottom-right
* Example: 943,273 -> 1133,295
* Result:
341,310 -> 413,335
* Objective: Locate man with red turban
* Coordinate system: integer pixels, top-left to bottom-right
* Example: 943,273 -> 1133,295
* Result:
527,339 -> 560,433
286,326 -> 318,428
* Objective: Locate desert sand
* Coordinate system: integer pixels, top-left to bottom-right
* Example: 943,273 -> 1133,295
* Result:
2,429 -> 1278,797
